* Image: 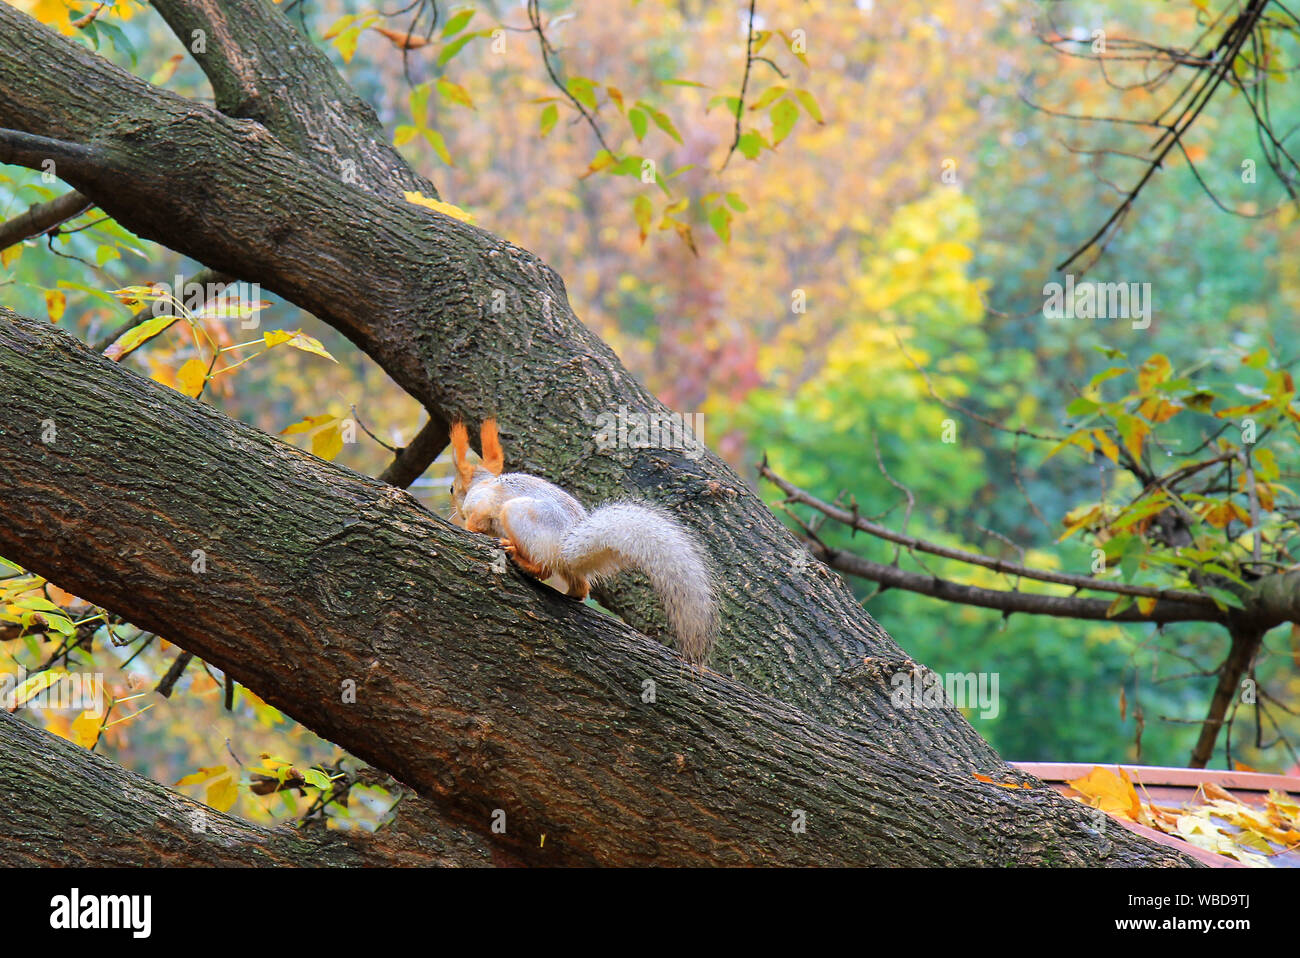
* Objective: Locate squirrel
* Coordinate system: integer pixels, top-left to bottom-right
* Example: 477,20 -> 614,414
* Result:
449,419 -> 718,665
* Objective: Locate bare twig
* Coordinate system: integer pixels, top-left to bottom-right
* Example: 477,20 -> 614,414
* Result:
761,462 -> 1219,606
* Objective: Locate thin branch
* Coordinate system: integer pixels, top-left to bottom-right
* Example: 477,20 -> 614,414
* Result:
0,190 -> 92,251
378,415 -> 450,489
894,332 -> 1064,442
720,0 -> 759,171
526,0 -> 613,156
800,531 -> 1225,624
761,463 -> 1220,606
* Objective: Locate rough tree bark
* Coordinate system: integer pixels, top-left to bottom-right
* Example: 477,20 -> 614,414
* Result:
0,1 -> 1197,865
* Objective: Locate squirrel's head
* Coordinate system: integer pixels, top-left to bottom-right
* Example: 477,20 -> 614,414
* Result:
450,418 -> 504,526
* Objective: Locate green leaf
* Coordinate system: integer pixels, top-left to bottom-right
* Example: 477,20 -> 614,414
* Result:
1066,397 -> 1100,417
436,77 -> 475,110
736,130 -> 767,159
57,280 -> 120,310
633,194 -> 653,244
568,76 -> 598,112
1119,552 -> 1140,583
410,81 -> 432,121
627,107 -> 648,142
770,98 -> 799,146
708,204 -> 732,243
707,94 -> 742,116
1105,594 -> 1135,618
441,8 -> 475,37
793,88 -> 824,123
437,32 -> 476,66
422,128 -> 454,166
649,108 -> 682,144
748,86 -> 787,111
610,155 -> 644,177
303,768 -> 332,790
95,20 -> 138,66
1088,366 -> 1128,389
1243,347 -> 1270,369
1201,563 -> 1247,587
725,192 -> 748,212
1202,586 -> 1246,611
539,103 -> 558,138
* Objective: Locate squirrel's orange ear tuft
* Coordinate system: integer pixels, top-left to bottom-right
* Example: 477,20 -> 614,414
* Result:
480,419 -> 504,475
450,420 -> 475,484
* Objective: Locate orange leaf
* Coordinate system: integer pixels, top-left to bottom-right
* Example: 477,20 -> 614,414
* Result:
373,26 -> 431,49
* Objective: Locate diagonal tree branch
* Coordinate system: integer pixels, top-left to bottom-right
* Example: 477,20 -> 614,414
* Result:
148,0 -> 440,202
0,188 -> 91,251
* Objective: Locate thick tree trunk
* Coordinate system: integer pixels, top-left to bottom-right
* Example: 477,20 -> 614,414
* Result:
0,308 -> 1195,866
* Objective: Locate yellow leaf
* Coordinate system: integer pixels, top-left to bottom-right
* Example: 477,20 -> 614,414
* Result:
103,316 -> 178,361
12,0 -> 79,35
1136,596 -> 1157,616
437,77 -> 475,109
150,53 -> 184,86
70,709 -> 102,749
206,774 -> 238,812
1137,354 -> 1172,392
1066,766 -> 1143,821
11,669 -> 67,708
263,330 -> 337,363
311,422 -> 344,461
280,414 -> 345,460
1120,418 -> 1148,463
281,414 -> 338,436
0,244 -> 21,270
44,289 -> 66,322
1093,429 -> 1119,464
174,358 -> 208,398
175,764 -> 227,787
403,191 -> 474,223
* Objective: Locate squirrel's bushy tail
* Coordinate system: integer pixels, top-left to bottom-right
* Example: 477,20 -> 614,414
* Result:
560,502 -> 718,664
